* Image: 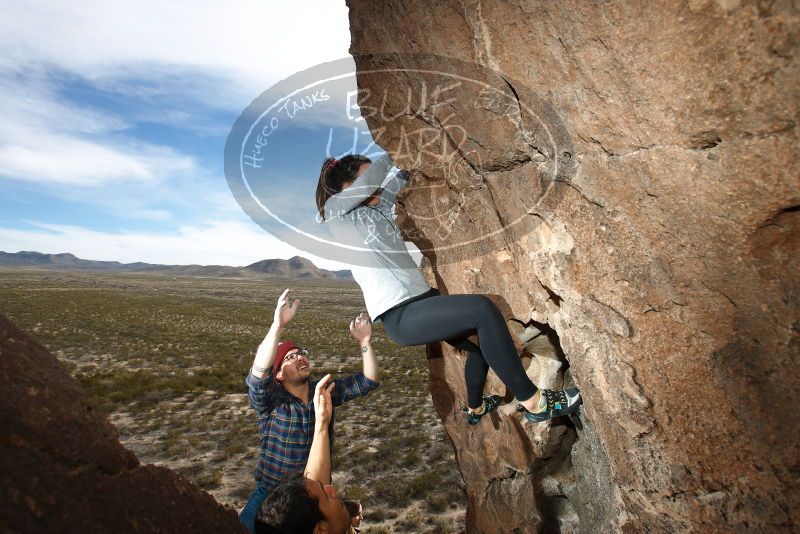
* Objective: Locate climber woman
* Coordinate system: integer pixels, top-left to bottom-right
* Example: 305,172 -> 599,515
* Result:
315,153 -> 582,424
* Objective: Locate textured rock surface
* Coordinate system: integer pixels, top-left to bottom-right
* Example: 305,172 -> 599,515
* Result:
0,313 -> 244,533
348,1 -> 799,532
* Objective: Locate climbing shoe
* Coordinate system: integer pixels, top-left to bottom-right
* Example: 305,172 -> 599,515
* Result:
463,395 -> 503,425
517,388 -> 582,423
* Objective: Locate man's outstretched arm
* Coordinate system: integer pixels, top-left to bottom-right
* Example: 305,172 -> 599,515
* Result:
305,374 -> 334,484
329,313 -> 380,407
350,312 -> 379,383
251,288 -> 299,378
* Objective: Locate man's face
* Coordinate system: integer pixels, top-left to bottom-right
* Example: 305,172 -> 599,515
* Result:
304,479 -> 350,534
276,348 -> 311,383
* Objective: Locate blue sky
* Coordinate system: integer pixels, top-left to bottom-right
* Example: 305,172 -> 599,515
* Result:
0,0 -> 367,269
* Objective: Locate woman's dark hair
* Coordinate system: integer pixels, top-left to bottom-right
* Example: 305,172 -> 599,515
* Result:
315,154 -> 372,220
255,475 -> 324,534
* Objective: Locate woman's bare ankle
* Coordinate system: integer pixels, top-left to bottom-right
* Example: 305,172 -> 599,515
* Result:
520,391 -> 543,412
468,400 -> 486,415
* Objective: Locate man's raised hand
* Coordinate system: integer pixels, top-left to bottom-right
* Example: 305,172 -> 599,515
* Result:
349,312 -> 372,345
314,374 -> 334,428
274,288 -> 300,328
306,373 -> 335,484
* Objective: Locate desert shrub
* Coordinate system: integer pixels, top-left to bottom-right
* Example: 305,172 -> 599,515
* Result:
426,517 -> 455,534
194,468 -> 224,490
404,448 -> 421,465
408,470 -> 442,498
425,492 -> 449,513
219,442 -> 247,459
77,367 -> 244,415
342,484 -> 368,502
161,435 -> 189,458
371,477 -> 412,508
395,511 -> 424,532
365,506 -> 386,522
176,462 -> 204,479
443,476 -> 466,505
231,482 -> 254,501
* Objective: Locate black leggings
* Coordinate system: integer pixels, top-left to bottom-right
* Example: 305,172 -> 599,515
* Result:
380,290 -> 538,409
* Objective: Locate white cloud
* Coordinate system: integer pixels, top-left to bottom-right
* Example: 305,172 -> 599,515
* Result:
0,1 -> 367,264
0,70 -> 129,136
0,1 -> 358,186
0,69 -> 198,186
0,0 -> 353,101
0,136 -> 194,186
0,220 -> 351,271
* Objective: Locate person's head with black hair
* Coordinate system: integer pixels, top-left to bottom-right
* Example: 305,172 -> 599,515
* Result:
255,474 -> 350,534
343,498 -> 363,528
315,155 -> 373,220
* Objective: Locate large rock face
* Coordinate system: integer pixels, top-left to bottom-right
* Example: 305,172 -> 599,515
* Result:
348,1 -> 799,532
0,313 -> 244,533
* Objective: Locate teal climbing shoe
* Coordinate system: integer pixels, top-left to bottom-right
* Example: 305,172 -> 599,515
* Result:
517,388 -> 582,423
463,395 -> 503,425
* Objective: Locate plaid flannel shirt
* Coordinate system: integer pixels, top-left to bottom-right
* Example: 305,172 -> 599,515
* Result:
246,371 -> 379,493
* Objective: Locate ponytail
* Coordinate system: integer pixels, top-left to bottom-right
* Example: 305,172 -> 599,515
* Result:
315,154 -> 372,220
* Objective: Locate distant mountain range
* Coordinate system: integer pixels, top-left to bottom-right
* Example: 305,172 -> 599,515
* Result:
0,251 -> 353,281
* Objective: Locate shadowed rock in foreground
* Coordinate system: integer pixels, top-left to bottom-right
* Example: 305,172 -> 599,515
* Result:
0,313 -> 244,533
348,1 -> 799,532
